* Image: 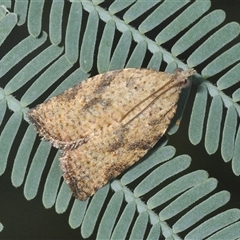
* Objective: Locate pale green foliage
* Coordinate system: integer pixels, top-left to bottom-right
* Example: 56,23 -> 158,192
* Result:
0,1 -> 240,239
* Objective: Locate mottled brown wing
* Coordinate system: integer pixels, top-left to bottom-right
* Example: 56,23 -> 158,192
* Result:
28,68 -> 193,149
28,68 -> 195,200
59,69 -> 191,200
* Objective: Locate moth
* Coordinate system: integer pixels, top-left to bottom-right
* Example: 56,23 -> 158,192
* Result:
28,68 -> 195,200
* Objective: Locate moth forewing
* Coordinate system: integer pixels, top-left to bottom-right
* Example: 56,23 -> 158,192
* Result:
28,68 -> 195,200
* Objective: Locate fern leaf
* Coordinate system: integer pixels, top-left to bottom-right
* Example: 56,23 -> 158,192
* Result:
80,8 -> 99,72
69,198 -> 89,229
108,30 -> 132,71
139,1 -> 188,34
65,1 -> 82,64
130,211 -> 149,240
221,106 -> 238,162
109,0 -> 136,15
21,55 -> 72,106
96,191 -> 124,240
55,181 -> 72,214
11,125 -> 36,187
4,45 -> 63,95
49,0 -> 64,45
185,209 -> 240,239
123,1 -> 159,24
205,95 -> 223,154
0,111 -> 22,175
97,19 -> 115,73
81,184 -> 109,238
188,22 -> 240,68
14,0 -> 28,26
0,11 -> 17,46
156,1 -> 211,44
27,0 -> 44,37
24,141 -> 51,200
0,32 -> 47,78
173,191 -> 231,233
172,9 -> 226,56
189,84 -> 208,145
232,125 -> 240,176
42,151 -> 62,208
134,155 -> 191,197
206,221 -> 240,240
148,170 -> 209,209
111,201 -> 136,239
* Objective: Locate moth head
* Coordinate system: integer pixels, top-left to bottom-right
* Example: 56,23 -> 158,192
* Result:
174,68 -> 195,89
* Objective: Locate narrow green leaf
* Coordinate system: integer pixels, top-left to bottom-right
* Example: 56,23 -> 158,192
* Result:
97,191 -> 123,240
48,68 -> 89,99
92,0 -> 104,5
0,111 -> 22,175
134,155 -> 191,197
80,9 -> 99,73
0,5 -> 8,21
173,191 -> 230,233
49,0 -> 64,45
0,222 -> 3,232
147,51 -> 162,71
0,32 -> 47,78
65,1 -> 82,64
27,0 -> 44,37
187,22 -> 240,67
0,13 -> 17,46
168,69 -> 192,135
69,199 -> 89,229
139,1 -> 188,34
123,1 -> 158,24
0,98 -> 7,125
42,151 -> 62,208
0,1 -> 11,8
232,125 -> 240,176
205,95 -> 223,154
203,43 -> 240,78
148,170 -> 209,209
129,212 -> 148,240
172,10 -> 225,56
147,224 -> 161,240
185,209 -> 240,240
24,141 -> 51,200
108,30 -> 132,71
160,178 -> 218,221
55,182 -> 72,214
217,62 -> 240,90
221,106 -> 237,162
126,40 -> 147,68
14,0 -> 28,26
156,1 -> 211,44
233,88 -> 240,102
97,19 -> 115,73
206,222 -> 240,240
21,55 -> 73,106
111,202 -> 136,240
109,0 -> 136,15
189,84 -> 208,145
164,61 -> 178,74
5,45 -> 64,95
81,184 -> 109,238
121,146 -> 176,185
11,125 -> 36,187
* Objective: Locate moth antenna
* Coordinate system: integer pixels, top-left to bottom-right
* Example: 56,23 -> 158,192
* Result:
120,71 -> 191,126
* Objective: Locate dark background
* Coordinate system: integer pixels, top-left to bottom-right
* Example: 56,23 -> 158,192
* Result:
0,1 -> 240,239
